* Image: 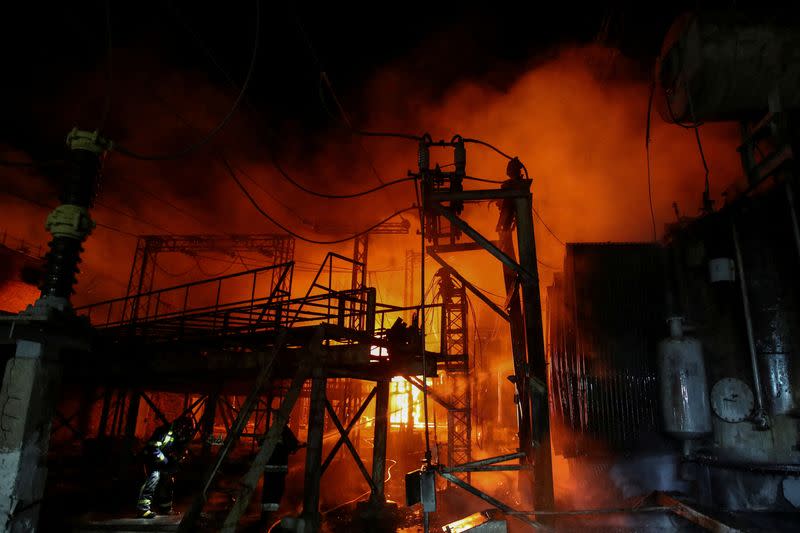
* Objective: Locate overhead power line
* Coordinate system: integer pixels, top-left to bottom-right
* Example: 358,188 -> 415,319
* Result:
272,158 -> 414,199
223,157 -> 416,245
113,0 -> 260,161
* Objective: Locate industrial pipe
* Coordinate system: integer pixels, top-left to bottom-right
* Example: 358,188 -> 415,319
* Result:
686,454 -> 800,475
731,221 -> 770,430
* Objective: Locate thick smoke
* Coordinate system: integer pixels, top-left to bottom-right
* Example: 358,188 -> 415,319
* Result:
2,41 -> 743,512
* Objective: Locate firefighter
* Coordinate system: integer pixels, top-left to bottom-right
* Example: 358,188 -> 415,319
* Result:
260,425 -> 303,523
136,416 -> 195,519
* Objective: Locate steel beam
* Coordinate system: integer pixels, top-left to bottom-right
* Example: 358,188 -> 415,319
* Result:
428,249 -> 509,321
321,386 -> 377,473
324,399 -> 378,494
497,226 -> 531,460
301,368 -> 327,530
140,391 -> 170,426
432,202 -> 535,284
514,191 -> 555,509
218,364 -> 308,532
428,188 -> 528,202
405,376 -> 457,411
655,492 -> 743,533
438,472 -> 551,531
369,380 -> 390,505
179,331 -> 286,532
428,242 -> 500,253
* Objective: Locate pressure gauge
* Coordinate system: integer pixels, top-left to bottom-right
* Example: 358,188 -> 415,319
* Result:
711,378 -> 754,423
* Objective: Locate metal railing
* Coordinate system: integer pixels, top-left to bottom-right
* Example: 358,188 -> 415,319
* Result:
76,262 -> 294,338
0,230 -> 45,259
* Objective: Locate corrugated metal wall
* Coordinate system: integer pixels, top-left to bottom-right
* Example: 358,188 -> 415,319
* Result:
548,243 -> 665,456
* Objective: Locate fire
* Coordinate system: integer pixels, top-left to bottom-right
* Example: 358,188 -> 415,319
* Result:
390,376 -> 426,429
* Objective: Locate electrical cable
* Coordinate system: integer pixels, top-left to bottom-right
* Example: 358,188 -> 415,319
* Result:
137,78 -> 312,227
456,135 -> 566,246
462,175 -> 505,184
532,207 -> 565,247
460,137 -> 515,161
645,81 -> 658,241
193,255 -> 237,277
153,257 -> 195,278
664,81 -> 712,211
0,189 -> 139,239
171,2 -> 390,196
272,157 -> 414,199
228,160 -> 311,223
113,0 -> 260,161
94,200 -> 175,235
224,156 -> 416,244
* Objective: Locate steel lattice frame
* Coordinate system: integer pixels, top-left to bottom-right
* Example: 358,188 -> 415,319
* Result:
437,270 -> 472,482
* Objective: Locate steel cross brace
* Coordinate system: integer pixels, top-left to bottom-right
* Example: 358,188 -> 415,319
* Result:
321,386 -> 377,473
178,330 -> 287,532
140,391 -> 171,426
323,398 -> 379,495
438,471 -> 551,531
404,376 -> 458,412
441,452 -> 532,473
431,202 -> 536,285
219,361 -> 309,532
427,248 -> 510,321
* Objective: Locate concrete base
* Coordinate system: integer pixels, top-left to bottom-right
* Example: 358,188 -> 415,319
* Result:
0,341 -> 61,533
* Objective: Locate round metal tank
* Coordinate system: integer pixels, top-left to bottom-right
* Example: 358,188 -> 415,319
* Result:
655,11 -> 800,123
657,318 -> 713,439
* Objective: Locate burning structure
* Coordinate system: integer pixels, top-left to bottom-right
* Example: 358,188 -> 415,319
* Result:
0,4 -> 799,533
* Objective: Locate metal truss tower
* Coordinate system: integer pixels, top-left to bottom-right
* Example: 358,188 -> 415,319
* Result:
435,269 -> 472,482
123,233 -> 294,322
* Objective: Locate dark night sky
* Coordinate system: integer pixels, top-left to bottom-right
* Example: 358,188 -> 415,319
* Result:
0,1 -> 795,303
0,2 -> 707,160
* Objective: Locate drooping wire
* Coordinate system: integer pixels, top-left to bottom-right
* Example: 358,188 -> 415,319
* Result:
113,0 -> 260,161
224,157 -> 417,244
272,157 -> 414,199
163,7 -> 411,206
460,137 -> 516,160
193,255 -> 237,277
153,257 -> 195,278
664,81 -> 712,211
532,208 -> 565,247
456,136 -> 566,246
645,81 -> 658,241
1,189 -> 134,238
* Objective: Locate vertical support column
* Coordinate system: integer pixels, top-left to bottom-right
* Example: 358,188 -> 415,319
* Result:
513,188 -> 555,510
97,387 -> 113,437
370,379 -> 390,506
302,368 -> 327,530
0,341 -> 60,533
201,389 -> 220,457
497,228 -> 532,456
119,390 -> 141,477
